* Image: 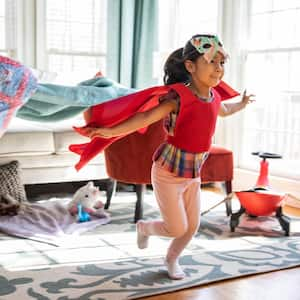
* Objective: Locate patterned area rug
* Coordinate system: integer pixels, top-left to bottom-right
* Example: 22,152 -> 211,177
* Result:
1,191 -> 300,300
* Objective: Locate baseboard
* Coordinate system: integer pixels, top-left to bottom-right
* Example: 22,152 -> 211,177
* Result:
233,168 -> 300,198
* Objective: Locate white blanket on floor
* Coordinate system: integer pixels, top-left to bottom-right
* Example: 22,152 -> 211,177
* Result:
0,198 -> 110,246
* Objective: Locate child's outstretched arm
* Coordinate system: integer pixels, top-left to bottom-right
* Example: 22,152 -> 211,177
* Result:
218,90 -> 255,117
80,99 -> 177,139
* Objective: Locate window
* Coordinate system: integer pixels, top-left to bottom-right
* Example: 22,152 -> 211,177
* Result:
1,0 -> 107,84
240,0 -> 300,179
39,0 -> 107,83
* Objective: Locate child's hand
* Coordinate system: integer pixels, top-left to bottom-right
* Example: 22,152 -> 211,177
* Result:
89,127 -> 114,139
241,89 -> 256,107
75,125 -> 114,139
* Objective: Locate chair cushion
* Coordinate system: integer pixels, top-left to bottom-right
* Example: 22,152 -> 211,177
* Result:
201,146 -> 233,182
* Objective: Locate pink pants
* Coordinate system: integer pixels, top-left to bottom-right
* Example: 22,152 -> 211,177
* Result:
141,162 -> 201,261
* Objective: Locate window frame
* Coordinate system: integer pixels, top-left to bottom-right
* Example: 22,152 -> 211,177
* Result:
220,0 -> 300,180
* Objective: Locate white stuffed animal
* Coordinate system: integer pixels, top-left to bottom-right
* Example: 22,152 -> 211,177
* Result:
68,181 -> 109,218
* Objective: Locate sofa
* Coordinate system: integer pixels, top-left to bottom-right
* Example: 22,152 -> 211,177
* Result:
0,115 -> 108,186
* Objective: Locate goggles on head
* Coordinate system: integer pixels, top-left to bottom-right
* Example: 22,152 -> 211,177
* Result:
189,35 -> 228,62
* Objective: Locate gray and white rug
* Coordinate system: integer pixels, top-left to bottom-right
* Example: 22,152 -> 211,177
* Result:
1,191 -> 300,300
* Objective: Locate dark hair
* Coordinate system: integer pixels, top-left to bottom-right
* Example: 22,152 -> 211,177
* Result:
163,34 -> 217,85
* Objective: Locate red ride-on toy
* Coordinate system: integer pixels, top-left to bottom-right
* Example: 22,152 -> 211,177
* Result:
230,152 -> 290,235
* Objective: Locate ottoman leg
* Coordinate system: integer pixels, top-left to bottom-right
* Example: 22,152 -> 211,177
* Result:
134,184 -> 146,223
224,180 -> 232,216
105,178 -> 117,209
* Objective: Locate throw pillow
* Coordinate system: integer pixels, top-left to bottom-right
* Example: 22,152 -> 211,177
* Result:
0,160 -> 27,202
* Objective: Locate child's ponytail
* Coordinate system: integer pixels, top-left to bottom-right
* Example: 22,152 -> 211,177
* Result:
163,48 -> 190,85
163,38 -> 203,85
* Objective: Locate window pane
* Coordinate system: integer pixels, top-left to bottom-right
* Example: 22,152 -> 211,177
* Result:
290,52 -> 300,91
47,0 -> 106,53
249,2 -> 300,49
45,0 -> 107,80
0,19 -> 5,49
248,14 -> 271,50
0,0 -> 6,51
246,52 -> 289,89
273,0 -> 300,10
158,0 -> 219,50
48,54 -> 106,84
251,0 -> 273,13
0,0 -> 16,58
270,10 -> 298,48
175,0 -> 218,46
241,95 -> 300,179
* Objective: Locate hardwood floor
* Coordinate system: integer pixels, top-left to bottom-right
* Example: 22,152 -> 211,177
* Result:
140,266 -> 300,300
140,184 -> 300,300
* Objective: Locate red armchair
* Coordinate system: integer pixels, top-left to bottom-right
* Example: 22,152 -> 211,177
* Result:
103,120 -> 233,222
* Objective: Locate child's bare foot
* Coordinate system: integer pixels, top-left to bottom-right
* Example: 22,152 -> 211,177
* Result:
164,258 -> 185,280
136,220 -> 149,249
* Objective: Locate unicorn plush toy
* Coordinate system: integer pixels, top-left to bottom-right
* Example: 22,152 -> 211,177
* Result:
68,181 -> 109,219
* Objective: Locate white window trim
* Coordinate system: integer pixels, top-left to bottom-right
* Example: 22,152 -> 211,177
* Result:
15,0 -> 36,66
4,0 -> 16,57
36,0 -> 46,70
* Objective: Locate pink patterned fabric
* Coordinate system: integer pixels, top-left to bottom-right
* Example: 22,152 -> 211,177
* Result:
0,56 -> 37,138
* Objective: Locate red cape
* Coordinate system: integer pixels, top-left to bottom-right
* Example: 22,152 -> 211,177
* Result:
69,81 -> 239,171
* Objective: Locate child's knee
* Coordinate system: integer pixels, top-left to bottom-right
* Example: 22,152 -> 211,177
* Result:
166,223 -> 188,238
175,221 -> 200,238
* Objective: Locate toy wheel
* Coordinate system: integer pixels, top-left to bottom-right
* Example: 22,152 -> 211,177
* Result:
230,218 -> 238,232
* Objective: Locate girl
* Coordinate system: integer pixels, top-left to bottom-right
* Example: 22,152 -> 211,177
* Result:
79,34 -> 255,280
